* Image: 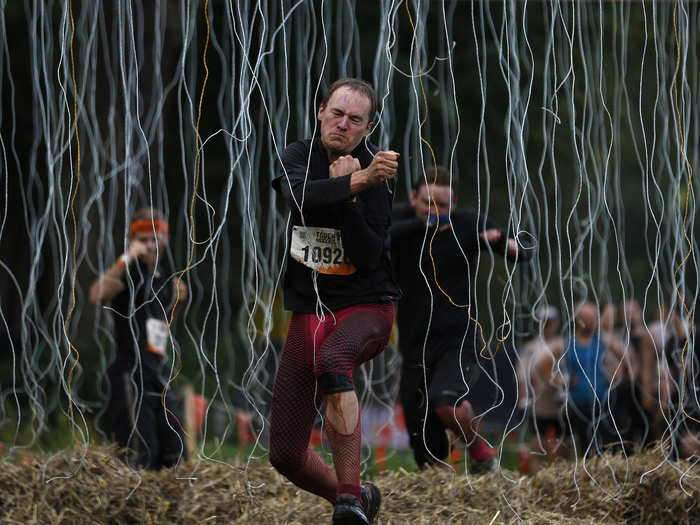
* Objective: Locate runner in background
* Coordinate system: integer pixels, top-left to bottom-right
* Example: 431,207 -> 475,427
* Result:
391,165 -> 531,472
89,207 -> 189,470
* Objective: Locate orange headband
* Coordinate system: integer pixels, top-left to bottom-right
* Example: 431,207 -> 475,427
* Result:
130,219 -> 169,234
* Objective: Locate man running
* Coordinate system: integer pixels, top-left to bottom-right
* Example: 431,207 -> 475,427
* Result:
391,165 -> 529,472
270,78 -> 400,525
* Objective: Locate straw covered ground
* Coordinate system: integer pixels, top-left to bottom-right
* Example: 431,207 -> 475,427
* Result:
0,448 -> 698,524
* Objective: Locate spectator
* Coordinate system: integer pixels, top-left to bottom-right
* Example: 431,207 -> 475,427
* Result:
517,305 -> 568,471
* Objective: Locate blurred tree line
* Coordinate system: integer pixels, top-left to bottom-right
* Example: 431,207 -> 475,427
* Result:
0,1 -> 697,445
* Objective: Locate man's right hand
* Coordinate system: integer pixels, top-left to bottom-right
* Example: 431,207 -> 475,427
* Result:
90,242 -> 146,305
330,155 -> 361,179
125,239 -> 149,264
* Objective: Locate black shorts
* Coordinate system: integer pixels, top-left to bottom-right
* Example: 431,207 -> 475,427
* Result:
399,333 -> 483,468
402,334 -> 481,408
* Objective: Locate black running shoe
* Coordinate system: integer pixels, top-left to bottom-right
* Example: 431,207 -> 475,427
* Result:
361,482 -> 381,523
332,494 -> 369,525
471,455 -> 497,474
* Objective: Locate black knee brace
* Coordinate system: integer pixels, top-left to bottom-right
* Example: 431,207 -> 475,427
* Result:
317,371 -> 354,395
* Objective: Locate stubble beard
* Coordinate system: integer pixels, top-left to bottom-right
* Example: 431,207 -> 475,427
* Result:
322,136 -> 349,159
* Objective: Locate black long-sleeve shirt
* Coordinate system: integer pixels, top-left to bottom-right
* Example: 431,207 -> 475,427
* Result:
391,202 -> 529,361
111,261 -> 172,381
272,138 -> 401,313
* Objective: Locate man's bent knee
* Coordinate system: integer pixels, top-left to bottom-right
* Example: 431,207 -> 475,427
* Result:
434,400 -> 474,425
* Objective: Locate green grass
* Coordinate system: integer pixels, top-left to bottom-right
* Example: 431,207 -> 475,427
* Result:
1,411 -> 523,476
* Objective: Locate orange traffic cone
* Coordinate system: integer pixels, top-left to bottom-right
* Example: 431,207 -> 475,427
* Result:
375,444 -> 387,470
236,411 -> 254,447
518,444 -> 531,475
450,445 -> 462,465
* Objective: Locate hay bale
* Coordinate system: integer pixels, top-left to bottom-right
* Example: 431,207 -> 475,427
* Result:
0,448 -> 697,524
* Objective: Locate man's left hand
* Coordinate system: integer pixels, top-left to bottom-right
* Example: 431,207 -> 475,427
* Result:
479,228 -> 503,243
329,155 -> 361,178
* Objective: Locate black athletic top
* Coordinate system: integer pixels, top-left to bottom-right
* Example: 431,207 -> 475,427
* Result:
111,261 -> 173,379
272,138 -> 401,313
391,202 -> 528,362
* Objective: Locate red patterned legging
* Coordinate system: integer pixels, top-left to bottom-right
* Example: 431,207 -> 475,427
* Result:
269,301 -> 394,503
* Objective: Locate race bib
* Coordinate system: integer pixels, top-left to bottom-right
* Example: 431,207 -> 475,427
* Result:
145,318 -> 169,355
290,226 -> 356,275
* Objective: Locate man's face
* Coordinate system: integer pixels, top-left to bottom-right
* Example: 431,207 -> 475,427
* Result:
600,305 -> 617,332
318,86 -> 372,157
543,319 -> 561,339
623,300 -> 642,324
575,303 -> 599,335
410,183 -> 455,218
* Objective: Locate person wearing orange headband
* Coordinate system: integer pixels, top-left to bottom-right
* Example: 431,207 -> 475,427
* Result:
89,207 -> 188,470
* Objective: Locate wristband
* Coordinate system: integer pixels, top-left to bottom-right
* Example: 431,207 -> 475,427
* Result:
117,253 -> 130,268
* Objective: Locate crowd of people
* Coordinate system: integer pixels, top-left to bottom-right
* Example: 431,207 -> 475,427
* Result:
88,77 -> 699,525
517,298 -> 700,473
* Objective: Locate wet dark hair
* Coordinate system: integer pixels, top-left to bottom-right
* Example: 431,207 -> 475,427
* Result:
413,165 -> 455,191
320,78 -> 377,123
